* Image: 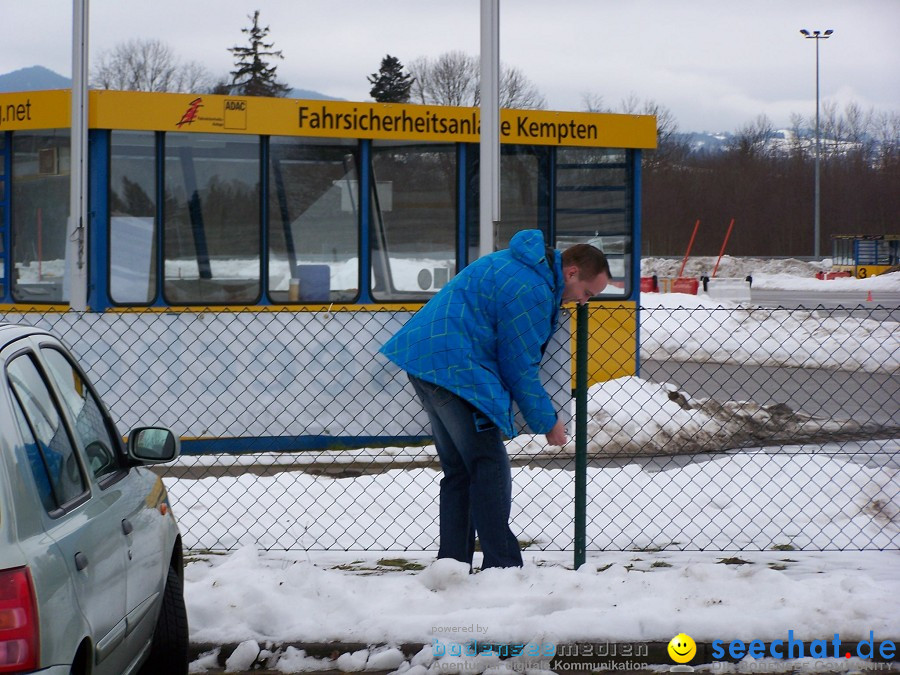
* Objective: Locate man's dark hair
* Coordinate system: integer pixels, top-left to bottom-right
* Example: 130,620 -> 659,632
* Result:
561,244 -> 611,279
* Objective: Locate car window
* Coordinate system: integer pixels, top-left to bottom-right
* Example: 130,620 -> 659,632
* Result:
11,399 -> 56,512
7,354 -> 88,508
41,347 -> 123,481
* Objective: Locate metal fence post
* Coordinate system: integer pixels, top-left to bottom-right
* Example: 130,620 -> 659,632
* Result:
574,303 -> 588,568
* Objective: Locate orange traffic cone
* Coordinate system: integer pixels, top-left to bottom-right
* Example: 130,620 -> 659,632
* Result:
866,290 -> 873,302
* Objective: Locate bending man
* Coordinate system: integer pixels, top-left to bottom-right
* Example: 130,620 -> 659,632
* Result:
380,229 -> 610,569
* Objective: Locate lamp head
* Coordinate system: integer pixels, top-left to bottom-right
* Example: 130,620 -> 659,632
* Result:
800,29 -> 810,36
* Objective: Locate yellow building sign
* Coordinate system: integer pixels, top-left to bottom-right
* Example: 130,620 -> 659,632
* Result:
0,90 -> 70,131
1,89 -> 657,149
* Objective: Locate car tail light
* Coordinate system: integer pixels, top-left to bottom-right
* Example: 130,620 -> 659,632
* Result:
0,567 -> 39,673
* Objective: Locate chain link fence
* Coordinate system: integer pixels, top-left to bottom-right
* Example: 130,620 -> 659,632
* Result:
1,303 -> 897,553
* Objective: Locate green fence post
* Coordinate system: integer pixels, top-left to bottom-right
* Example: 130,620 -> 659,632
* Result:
574,302 -> 588,569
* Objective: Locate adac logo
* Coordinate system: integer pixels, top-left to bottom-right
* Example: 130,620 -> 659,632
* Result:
176,97 -> 204,128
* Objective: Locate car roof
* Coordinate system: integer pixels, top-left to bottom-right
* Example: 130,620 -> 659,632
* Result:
0,323 -> 53,349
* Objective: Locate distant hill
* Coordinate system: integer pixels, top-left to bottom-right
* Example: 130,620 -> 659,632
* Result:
677,131 -> 732,154
0,65 -> 71,92
287,88 -> 343,101
0,65 -> 342,101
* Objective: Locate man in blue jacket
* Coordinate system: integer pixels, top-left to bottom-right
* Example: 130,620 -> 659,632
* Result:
380,229 -> 610,569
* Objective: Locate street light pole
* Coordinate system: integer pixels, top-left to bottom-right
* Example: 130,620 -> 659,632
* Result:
799,28 -> 833,259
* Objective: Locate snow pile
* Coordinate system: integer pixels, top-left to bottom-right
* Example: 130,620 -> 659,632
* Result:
641,255 -> 831,280
575,377 -> 900,456
752,269 -> 900,291
183,546 -> 900,665
642,255 -> 900,291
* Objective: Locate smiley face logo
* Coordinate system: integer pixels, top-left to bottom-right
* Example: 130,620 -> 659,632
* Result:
668,633 -> 697,664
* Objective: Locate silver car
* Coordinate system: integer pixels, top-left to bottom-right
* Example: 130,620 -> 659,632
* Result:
0,324 -> 187,674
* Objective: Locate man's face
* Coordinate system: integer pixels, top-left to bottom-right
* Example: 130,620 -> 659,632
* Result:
561,267 -> 609,305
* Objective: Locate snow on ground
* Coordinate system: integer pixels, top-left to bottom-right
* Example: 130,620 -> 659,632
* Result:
640,292 -> 900,373
642,255 -> 830,281
751,270 -> 900,292
181,259 -> 899,672
167,376 -> 897,477
643,255 -> 900,290
171,438 -> 900,553
647,256 -> 848,282
178,433 -> 900,672
185,546 -> 900,672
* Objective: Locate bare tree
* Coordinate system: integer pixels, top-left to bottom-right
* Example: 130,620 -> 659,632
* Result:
620,95 -> 680,149
580,92 -> 607,113
91,38 -> 214,93
819,100 -> 844,160
409,52 -> 477,107
728,114 -> 776,158
408,51 -> 546,109
498,65 -> 546,109
787,112 -> 808,158
872,110 -> 900,170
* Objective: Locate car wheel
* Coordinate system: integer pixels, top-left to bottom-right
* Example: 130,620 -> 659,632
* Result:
140,566 -> 189,675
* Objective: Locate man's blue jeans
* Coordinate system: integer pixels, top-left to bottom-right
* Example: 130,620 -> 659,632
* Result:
409,375 -> 523,569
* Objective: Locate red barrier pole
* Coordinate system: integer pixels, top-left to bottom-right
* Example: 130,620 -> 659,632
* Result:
712,218 -> 736,278
678,219 -> 701,278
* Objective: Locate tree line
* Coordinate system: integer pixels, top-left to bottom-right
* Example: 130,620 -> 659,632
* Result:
90,13 -> 898,258
639,105 -> 899,257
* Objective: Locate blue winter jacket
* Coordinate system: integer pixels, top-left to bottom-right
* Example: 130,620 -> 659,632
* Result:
380,229 -> 563,438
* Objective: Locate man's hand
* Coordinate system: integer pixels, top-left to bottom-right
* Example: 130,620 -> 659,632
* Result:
545,419 -> 567,447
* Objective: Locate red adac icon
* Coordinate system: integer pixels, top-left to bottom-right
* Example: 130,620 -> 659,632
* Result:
176,97 -> 203,128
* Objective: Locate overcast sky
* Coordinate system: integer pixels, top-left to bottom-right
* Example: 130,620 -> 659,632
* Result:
3,0 -> 898,132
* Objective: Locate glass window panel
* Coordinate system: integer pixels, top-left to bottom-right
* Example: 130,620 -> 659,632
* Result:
268,137 -> 359,303
370,142 -> 456,301
466,145 -> 550,262
555,147 -> 631,298
7,354 -> 87,506
12,397 -> 56,512
110,130 -> 157,304
558,147 -> 626,168
556,187 -> 626,214
163,132 -> 260,304
11,130 -> 70,303
41,347 -> 122,481
556,165 -> 626,187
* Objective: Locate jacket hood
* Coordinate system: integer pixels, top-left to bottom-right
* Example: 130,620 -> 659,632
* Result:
509,229 -> 550,271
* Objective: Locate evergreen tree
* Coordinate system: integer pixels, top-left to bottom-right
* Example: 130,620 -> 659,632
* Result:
368,54 -> 414,103
227,10 -> 290,97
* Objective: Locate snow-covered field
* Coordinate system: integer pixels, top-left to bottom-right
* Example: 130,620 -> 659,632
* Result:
180,260 -> 899,673
640,291 -> 899,373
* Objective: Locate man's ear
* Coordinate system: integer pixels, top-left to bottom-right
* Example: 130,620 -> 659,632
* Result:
563,265 -> 579,280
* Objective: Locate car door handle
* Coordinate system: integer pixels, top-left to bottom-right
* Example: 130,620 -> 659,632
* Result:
74,552 -> 89,571
121,518 -> 134,535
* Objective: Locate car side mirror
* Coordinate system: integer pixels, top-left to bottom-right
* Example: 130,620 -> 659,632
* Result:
127,427 -> 180,464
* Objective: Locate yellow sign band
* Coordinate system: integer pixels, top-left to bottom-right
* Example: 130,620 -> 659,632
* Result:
0,89 -> 657,149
